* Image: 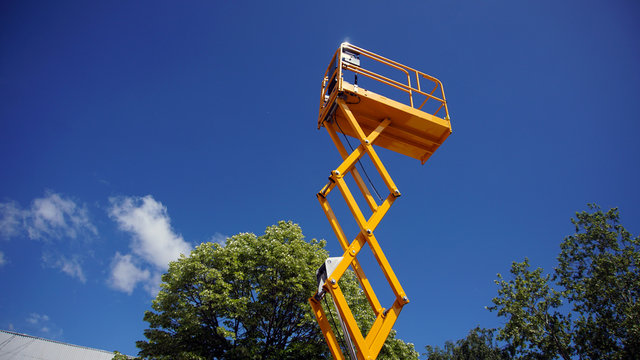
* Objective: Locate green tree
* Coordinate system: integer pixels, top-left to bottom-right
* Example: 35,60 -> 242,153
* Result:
488,205 -> 640,359
135,221 -> 418,359
112,351 -> 142,360
112,351 -> 131,360
423,327 -> 511,360
488,259 -> 572,360
555,205 -> 640,358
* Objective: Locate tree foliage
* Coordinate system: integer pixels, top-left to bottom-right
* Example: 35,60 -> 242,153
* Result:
424,205 -> 638,360
556,205 -> 640,358
134,221 -> 418,359
488,259 -> 572,359
112,351 -> 133,360
423,327 -> 510,360
136,221 -> 328,359
488,205 -> 640,359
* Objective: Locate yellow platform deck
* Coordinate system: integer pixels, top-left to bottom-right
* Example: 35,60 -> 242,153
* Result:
331,82 -> 451,164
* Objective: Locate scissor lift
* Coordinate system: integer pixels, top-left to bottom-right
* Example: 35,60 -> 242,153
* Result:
309,43 -> 452,360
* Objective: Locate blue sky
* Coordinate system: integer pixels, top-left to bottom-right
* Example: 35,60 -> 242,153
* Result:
1,0 -> 639,357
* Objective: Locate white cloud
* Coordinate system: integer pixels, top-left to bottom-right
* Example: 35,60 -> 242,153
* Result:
25,313 -> 62,339
108,195 -> 191,295
26,313 -> 49,324
26,192 -> 97,241
58,258 -> 85,282
210,232 -> 228,245
109,252 -> 151,295
58,259 -> 87,284
0,193 -> 96,283
0,251 -> 6,267
43,253 -> 86,283
0,193 -> 97,242
0,201 -> 24,239
109,195 -> 191,269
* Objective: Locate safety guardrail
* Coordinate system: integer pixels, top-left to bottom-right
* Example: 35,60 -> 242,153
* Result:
319,43 -> 449,127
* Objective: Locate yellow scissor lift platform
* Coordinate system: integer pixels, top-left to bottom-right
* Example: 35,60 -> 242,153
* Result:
309,43 -> 452,360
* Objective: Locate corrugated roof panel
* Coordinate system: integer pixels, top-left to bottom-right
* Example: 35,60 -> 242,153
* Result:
0,330 -> 120,360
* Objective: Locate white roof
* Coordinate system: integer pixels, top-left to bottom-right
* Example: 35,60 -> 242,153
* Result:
0,330 -> 117,360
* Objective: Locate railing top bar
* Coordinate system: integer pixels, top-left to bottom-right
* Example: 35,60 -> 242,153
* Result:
340,43 -> 443,87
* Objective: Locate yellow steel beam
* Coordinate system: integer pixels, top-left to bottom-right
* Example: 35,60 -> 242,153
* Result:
312,98 -> 413,360
363,231 -> 407,301
337,99 -> 399,195
325,121 -> 378,212
318,194 -> 383,314
366,299 -> 405,356
327,281 -> 370,360
310,297 -> 345,360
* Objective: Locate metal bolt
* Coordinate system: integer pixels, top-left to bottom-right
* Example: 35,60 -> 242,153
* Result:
351,249 -> 356,255
402,296 -> 409,302
334,170 -> 340,176
330,279 -> 336,285
364,139 -> 370,144
366,229 -> 372,235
